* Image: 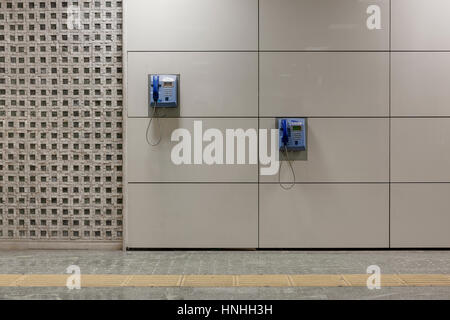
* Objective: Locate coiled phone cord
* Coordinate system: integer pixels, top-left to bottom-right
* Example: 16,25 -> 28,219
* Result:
279,145 -> 296,190
146,101 -> 162,146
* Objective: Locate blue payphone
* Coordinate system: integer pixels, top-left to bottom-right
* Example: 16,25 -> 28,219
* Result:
277,118 -> 307,190
149,74 -> 179,108
278,118 -> 306,151
146,74 -> 180,146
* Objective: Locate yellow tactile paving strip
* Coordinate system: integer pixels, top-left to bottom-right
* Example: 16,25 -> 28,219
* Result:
0,274 -> 449,287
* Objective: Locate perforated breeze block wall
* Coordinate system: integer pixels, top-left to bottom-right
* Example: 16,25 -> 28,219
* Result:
0,1 -> 123,246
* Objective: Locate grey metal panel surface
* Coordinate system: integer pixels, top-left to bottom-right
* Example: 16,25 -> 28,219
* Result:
391,184 -> 450,248
260,118 -> 389,183
260,0 -> 389,50
127,118 -> 258,182
259,184 -> 389,248
126,184 -> 258,248
391,118 -> 450,182
392,52 -> 450,116
125,0 -> 258,51
392,0 -> 450,50
260,52 -> 389,117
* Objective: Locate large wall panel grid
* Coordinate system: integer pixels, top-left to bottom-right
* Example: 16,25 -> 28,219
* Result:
0,0 -> 123,244
125,0 -> 450,248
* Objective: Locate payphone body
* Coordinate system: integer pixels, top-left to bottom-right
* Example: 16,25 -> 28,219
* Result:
149,74 -> 179,108
278,118 -> 307,151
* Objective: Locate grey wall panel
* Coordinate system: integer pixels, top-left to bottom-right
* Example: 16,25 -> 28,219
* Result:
391,184 -> 450,247
260,118 -> 389,182
391,119 -> 450,182
260,52 -> 389,117
127,184 -> 258,248
127,118 -> 258,182
260,0 -> 389,50
392,53 -> 450,116
127,52 -> 258,117
260,184 -> 389,248
125,0 -> 258,51
392,0 -> 450,50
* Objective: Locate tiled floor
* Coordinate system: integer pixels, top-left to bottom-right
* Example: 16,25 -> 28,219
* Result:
0,250 -> 449,299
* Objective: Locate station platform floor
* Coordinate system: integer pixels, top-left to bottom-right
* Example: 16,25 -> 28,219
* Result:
0,250 -> 449,300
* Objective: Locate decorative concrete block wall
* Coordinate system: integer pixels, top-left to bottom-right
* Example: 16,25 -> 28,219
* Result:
0,0 -> 123,247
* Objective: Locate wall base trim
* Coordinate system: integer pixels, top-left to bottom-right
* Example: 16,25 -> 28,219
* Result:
0,240 -> 122,251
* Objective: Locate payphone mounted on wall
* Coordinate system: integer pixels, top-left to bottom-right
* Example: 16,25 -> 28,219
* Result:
278,118 -> 306,151
277,118 -> 307,190
149,74 -> 179,108
146,74 -> 180,146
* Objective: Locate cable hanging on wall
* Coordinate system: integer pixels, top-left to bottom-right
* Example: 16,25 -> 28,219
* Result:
146,101 -> 163,146
278,145 -> 296,190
